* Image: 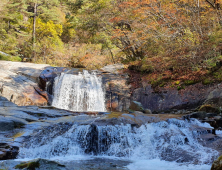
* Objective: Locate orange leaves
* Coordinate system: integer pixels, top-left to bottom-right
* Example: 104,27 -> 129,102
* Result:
109,17 -> 121,23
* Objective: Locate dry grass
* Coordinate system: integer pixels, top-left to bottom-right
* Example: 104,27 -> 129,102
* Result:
0,0 -> 7,13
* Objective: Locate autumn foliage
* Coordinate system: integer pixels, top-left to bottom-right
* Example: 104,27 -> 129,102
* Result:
109,0 -> 222,86
0,0 -> 222,86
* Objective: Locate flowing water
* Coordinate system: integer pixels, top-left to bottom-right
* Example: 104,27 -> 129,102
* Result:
17,118 -> 218,169
52,70 -> 106,112
2,70 -> 218,169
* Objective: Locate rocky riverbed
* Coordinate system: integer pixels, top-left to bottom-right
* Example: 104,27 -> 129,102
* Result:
1,61 -> 222,169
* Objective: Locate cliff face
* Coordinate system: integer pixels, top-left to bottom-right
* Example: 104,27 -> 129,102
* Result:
132,83 -> 221,112
101,66 -> 222,113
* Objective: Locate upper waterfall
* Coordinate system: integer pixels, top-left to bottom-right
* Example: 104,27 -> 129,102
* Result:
52,70 -> 106,112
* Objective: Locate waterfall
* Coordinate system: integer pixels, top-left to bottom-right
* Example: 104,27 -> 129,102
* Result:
51,70 -> 106,112
18,119 -> 218,165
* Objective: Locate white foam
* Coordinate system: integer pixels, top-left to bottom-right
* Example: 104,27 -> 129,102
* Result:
127,159 -> 211,170
216,130 -> 222,135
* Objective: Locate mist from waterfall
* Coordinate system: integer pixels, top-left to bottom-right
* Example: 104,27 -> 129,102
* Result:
52,70 -> 106,112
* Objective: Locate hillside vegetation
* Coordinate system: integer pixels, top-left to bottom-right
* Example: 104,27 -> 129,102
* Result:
0,0 -> 222,87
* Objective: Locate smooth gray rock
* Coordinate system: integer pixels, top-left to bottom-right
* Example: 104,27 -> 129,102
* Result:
0,116 -> 27,131
0,96 -> 17,107
0,117 -> 15,131
0,61 -> 49,106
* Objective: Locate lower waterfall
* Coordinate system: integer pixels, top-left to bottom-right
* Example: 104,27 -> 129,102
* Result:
18,118 -> 218,169
51,70 -> 106,112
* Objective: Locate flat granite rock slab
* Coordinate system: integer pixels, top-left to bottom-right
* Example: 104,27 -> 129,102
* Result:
0,61 -> 50,106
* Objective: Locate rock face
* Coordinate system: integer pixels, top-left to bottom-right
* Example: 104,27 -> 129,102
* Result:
102,73 -> 131,112
204,86 -> 222,108
132,83 -> 220,112
100,64 -> 131,112
0,61 -> 49,106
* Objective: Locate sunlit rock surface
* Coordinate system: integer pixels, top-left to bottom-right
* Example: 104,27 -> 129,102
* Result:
0,61 -> 50,106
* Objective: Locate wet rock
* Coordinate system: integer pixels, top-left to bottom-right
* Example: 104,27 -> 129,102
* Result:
92,112 -> 160,126
1,158 -> 129,170
14,158 -> 66,170
189,111 -> 207,119
0,116 -> 28,131
211,155 -> 222,170
92,116 -> 135,126
215,119 -> 222,129
207,113 -> 218,118
0,143 -> 19,160
0,117 -> 15,131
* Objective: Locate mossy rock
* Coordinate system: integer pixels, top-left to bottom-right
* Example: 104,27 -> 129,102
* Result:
15,161 -> 40,170
15,159 -> 66,170
211,155 -> 222,170
129,101 -> 144,112
199,104 -> 220,114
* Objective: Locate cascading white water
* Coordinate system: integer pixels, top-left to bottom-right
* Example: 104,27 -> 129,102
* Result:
18,119 -> 218,166
52,70 -> 106,112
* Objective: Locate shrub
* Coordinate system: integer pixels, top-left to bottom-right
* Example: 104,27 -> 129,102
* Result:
0,53 -> 21,62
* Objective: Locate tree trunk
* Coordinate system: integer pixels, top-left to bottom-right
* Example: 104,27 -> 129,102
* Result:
32,2 -> 37,62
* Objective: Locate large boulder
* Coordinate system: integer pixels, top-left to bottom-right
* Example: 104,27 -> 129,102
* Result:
204,87 -> 222,108
38,67 -> 68,94
129,101 -> 144,112
199,104 -> 220,114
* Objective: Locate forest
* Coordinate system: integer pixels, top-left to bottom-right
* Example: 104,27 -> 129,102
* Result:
0,0 -> 222,87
